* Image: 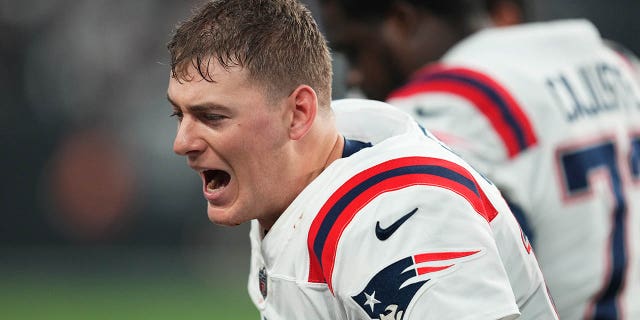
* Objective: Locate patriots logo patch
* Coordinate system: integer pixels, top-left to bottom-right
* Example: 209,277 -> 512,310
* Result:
352,250 -> 482,320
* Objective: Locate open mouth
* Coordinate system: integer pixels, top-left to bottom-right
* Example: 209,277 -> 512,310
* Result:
203,169 -> 231,192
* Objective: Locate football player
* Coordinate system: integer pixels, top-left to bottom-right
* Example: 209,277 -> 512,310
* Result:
166,0 -> 558,318
319,0 -> 640,319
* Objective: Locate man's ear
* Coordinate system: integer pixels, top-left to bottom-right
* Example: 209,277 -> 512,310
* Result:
287,85 -> 317,140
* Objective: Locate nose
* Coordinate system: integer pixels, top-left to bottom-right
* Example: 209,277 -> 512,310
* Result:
173,118 -> 206,157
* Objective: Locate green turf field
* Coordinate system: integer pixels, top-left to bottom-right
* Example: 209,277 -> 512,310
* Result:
0,246 -> 259,320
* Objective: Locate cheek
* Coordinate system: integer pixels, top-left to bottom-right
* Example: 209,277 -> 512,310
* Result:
249,111 -> 289,147
231,117 -> 288,171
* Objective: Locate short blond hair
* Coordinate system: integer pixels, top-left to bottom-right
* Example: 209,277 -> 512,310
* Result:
168,0 -> 333,107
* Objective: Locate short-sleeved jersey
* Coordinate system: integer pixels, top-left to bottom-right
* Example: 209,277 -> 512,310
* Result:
247,99 -> 557,320
387,20 -> 640,320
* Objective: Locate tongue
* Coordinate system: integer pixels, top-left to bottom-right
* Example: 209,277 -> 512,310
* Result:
206,180 -> 219,191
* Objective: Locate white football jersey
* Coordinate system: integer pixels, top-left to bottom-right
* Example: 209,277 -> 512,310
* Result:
387,20 -> 640,320
247,99 -> 557,320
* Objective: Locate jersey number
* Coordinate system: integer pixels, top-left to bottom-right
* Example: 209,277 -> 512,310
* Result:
558,135 -> 640,319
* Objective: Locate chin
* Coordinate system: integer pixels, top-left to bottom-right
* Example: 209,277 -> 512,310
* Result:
207,206 -> 245,226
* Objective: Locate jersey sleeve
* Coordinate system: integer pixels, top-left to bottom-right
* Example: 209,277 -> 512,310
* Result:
386,64 -> 547,235
329,182 -> 520,320
387,65 -> 539,180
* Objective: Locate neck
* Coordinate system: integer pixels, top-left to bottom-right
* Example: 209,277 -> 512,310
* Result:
258,132 -> 344,234
305,132 -> 344,186
321,134 -> 345,171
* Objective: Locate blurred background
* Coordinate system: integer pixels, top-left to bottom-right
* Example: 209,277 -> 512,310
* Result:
1,0 -> 638,319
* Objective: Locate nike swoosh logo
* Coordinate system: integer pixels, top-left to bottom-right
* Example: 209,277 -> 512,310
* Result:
375,208 -> 418,241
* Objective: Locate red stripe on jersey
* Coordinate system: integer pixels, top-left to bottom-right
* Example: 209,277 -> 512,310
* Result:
307,157 -> 497,293
388,64 -> 537,158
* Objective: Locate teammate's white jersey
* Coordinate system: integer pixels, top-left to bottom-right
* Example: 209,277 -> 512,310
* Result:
387,20 -> 640,320
247,99 -> 557,320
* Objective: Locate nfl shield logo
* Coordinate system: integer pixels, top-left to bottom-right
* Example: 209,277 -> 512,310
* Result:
258,267 -> 268,298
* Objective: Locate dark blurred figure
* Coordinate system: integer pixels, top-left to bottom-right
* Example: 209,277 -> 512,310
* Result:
319,0 -> 640,319
0,0 -> 214,246
0,1 -> 68,245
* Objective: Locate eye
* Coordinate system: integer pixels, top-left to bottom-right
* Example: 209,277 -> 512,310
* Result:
197,112 -> 229,128
202,113 -> 226,122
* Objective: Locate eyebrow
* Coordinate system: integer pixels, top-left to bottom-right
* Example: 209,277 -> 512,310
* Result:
166,94 -> 229,113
